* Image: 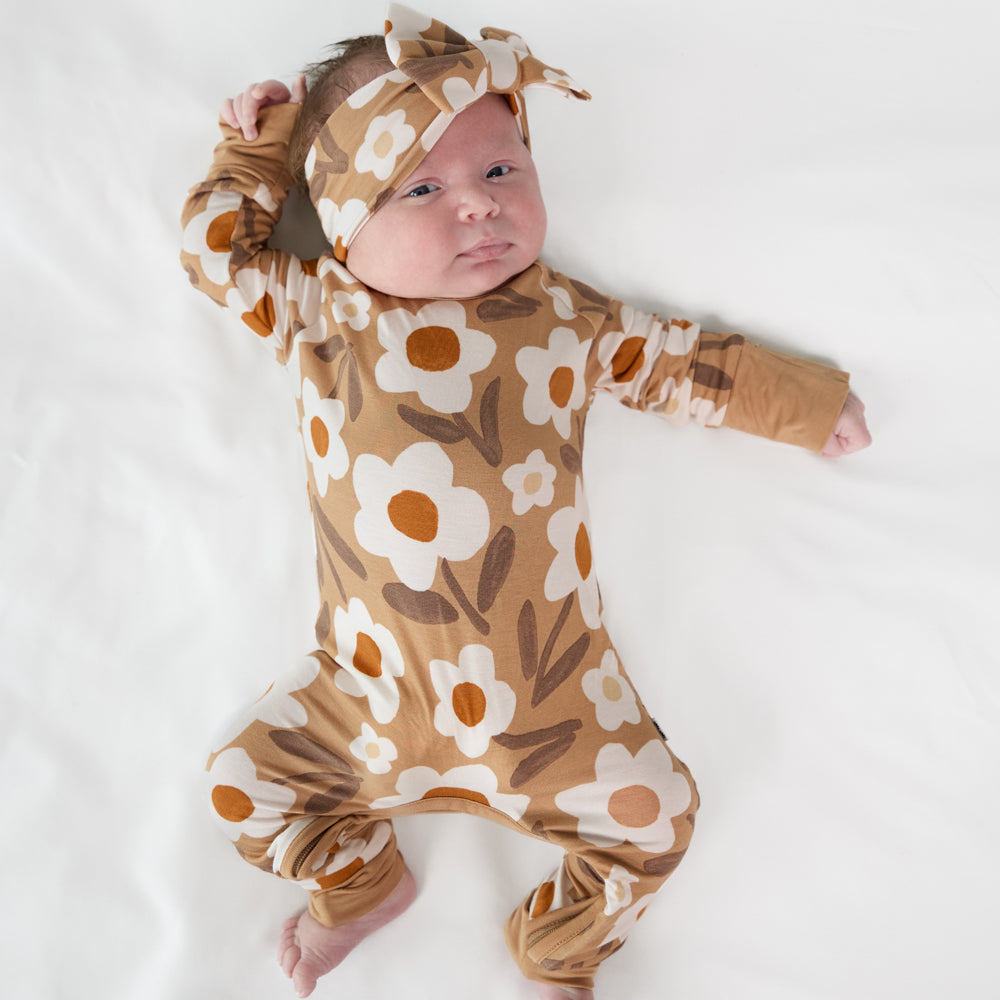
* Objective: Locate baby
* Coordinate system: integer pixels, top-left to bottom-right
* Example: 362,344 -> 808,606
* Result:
181,5 -> 871,999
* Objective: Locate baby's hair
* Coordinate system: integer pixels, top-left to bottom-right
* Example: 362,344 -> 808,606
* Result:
288,34 -> 395,194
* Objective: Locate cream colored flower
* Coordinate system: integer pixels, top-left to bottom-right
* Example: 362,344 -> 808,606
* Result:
544,477 -> 601,628
300,378 -> 349,497
207,747 -> 296,842
603,864 -> 641,916
515,326 -> 590,439
370,763 -> 529,821
210,654 -> 322,753
594,308 -> 661,403
315,196 -> 369,258
653,376 -> 727,428
582,650 -> 640,732
601,894 -> 654,946
349,723 -> 399,775
502,449 -> 557,515
441,69 -> 487,112
353,442 -> 490,591
332,598 -> 406,724
375,301 -> 496,413
331,289 -> 372,332
430,644 -> 516,758
355,109 -> 417,181
182,190 -> 242,286
554,740 -> 693,854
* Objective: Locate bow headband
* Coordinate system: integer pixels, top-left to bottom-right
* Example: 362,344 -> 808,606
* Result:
305,3 -> 590,262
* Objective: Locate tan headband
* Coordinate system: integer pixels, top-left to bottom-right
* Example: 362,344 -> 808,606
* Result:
305,3 -> 590,261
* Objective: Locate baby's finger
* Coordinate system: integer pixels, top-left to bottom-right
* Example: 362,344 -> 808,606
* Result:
290,74 -> 307,104
219,97 -> 239,129
233,90 -> 261,141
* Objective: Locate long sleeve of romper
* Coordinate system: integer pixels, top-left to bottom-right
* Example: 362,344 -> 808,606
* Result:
180,103 -> 320,364
572,276 -> 850,452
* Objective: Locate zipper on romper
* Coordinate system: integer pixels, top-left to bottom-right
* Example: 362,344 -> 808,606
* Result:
290,830 -> 327,878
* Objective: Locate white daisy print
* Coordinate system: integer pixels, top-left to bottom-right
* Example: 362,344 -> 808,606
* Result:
544,477 -> 601,628
554,740 -> 693,854
515,326 -> 590,439
538,272 -> 577,321
582,650 -> 640,731
182,190 -> 242,286
332,598 -> 406,724
370,763 -> 530,822
349,723 -> 399,775
331,289 -> 372,332
315,196 -> 369,260
300,378 -> 349,497
268,817 -> 393,891
593,308 -> 662,403
601,894 -> 654,946
653,376 -> 727,428
375,302 -> 496,414
346,69 -> 411,110
664,319 -> 701,356
502,449 -> 557,515
210,654 -> 322,753
603,864 -> 640,916
441,69 -> 487,112
355,109 -> 417,181
223,266 -> 281,342
430,644 -> 516,758
353,442 -> 490,591
207,747 -> 296,842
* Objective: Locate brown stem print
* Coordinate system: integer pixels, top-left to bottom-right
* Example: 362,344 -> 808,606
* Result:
441,560 -> 490,635
477,525 -> 515,614
397,376 -> 502,466
516,595 -> 591,708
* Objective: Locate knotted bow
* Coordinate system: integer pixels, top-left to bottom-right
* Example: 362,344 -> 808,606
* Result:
305,3 -> 590,261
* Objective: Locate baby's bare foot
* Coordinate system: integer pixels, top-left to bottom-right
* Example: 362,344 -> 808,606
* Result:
530,984 -> 595,1000
277,867 -> 417,997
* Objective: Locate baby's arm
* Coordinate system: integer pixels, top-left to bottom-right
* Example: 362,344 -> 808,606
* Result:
220,76 -> 306,141
821,391 -> 872,457
181,76 -> 319,359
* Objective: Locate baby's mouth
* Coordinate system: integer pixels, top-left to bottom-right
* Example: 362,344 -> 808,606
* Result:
461,239 -> 513,260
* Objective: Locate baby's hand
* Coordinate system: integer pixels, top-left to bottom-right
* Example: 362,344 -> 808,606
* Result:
822,391 -> 872,457
220,75 -> 307,141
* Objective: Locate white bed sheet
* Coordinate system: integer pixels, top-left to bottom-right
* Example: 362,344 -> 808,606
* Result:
3,1 -> 999,998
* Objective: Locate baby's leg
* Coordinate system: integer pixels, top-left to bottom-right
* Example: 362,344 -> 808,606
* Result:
278,866 -> 417,998
503,732 -> 699,994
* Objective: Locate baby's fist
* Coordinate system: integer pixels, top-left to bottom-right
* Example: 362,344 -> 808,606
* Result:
822,391 -> 872,457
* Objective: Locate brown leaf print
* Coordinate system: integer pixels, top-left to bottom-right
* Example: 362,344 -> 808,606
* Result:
477,525 -> 515,613
532,632 -> 590,708
382,582 -> 459,624
692,361 -> 733,392
269,731 -> 356,771
643,851 -> 687,878
398,404 -> 467,444
518,600 -> 538,680
313,501 -> 367,581
314,335 -> 345,363
476,287 -> 542,322
495,720 -> 583,788
560,444 -> 582,474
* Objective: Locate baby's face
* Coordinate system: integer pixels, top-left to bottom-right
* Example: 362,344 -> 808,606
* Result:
346,94 -> 547,299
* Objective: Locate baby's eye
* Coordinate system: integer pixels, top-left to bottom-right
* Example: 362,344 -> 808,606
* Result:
486,165 -> 510,179
405,183 -> 438,198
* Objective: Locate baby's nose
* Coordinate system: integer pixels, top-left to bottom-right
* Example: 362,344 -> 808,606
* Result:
458,186 -> 500,220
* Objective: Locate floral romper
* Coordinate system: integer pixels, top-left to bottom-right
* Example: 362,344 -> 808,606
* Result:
181,104 -> 849,989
